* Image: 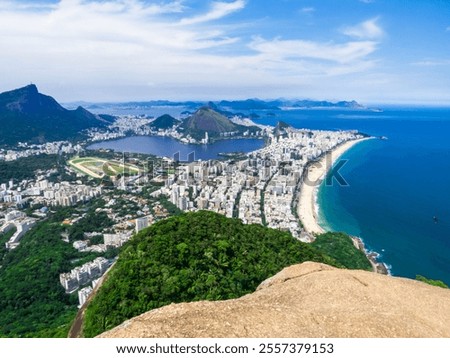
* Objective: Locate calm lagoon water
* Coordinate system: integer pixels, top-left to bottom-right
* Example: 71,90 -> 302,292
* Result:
87,135 -> 265,161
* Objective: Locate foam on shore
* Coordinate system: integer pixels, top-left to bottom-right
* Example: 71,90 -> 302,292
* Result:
297,138 -> 370,237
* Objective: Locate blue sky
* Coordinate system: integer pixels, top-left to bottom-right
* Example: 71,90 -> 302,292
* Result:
0,0 -> 449,104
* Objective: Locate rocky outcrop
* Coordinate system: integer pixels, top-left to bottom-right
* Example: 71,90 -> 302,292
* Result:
99,262 -> 450,338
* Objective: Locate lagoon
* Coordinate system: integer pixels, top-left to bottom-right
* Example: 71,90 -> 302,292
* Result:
87,135 -> 265,161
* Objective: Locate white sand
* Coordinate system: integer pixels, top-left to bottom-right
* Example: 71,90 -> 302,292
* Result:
297,138 -> 370,236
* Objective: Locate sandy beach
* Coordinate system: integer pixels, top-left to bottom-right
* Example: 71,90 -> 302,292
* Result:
297,138 -> 370,236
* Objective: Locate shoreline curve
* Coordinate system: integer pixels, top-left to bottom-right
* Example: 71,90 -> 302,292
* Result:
297,138 -> 370,236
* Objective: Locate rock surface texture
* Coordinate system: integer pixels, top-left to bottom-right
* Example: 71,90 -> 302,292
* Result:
99,262 -> 450,338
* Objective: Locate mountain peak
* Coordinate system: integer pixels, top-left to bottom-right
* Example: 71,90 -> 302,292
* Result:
0,84 -> 106,145
182,107 -> 237,140
0,84 -> 39,100
7,84 -> 39,98
23,84 -> 38,94
150,114 -> 179,130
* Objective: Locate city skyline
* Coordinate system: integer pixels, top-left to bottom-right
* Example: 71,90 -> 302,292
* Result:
1,0 -> 450,104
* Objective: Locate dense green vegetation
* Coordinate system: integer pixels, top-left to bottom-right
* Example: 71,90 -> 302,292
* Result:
150,114 -> 180,130
0,203 -> 112,337
0,84 -> 106,145
0,227 -> 17,261
0,154 -> 61,183
182,107 -> 238,140
158,195 -> 183,216
0,221 -> 78,337
182,107 -> 260,141
0,153 -> 82,185
106,197 -> 140,218
311,232 -> 372,271
82,211 -> 345,337
67,210 -> 114,242
416,275 -> 449,289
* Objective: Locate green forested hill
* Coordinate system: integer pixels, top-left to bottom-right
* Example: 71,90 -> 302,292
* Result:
150,114 -> 180,130
311,232 -> 373,271
0,85 -> 108,145
181,107 -> 261,140
0,204 -> 117,337
182,107 -> 238,140
83,211 -> 349,337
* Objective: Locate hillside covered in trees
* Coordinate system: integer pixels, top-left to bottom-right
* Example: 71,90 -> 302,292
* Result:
311,232 -> 373,271
82,211 -> 370,337
0,201 -> 118,337
0,84 -> 111,146
181,107 -> 261,141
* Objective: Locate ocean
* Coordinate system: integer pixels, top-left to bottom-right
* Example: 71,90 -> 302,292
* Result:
255,107 -> 450,285
91,106 -> 450,284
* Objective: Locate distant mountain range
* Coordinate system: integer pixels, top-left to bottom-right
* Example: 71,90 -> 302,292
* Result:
0,85 -> 110,146
218,99 -> 366,110
0,84 -> 371,147
67,98 -> 369,113
218,99 -> 281,110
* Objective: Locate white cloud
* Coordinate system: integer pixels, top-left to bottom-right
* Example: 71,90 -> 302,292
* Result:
0,0 -> 251,99
180,0 -> 245,25
300,7 -> 315,14
0,0 -> 57,11
0,0 -> 185,20
412,59 -> 450,66
249,38 -> 378,64
0,0 -> 383,101
342,18 -> 384,39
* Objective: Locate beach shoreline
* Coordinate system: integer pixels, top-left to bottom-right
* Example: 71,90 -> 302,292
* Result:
297,137 -> 370,236
297,137 -> 389,274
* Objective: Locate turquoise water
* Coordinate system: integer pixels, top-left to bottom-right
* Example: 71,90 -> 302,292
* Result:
91,107 -> 450,284
254,108 -> 450,284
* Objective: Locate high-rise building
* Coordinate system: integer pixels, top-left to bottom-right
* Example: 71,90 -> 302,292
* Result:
78,287 -> 93,307
59,273 -> 79,293
74,267 -> 90,286
86,262 -> 101,279
177,196 -> 188,210
135,216 -> 149,233
94,257 -> 110,274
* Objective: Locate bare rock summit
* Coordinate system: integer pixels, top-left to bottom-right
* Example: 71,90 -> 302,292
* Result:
99,262 -> 450,338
